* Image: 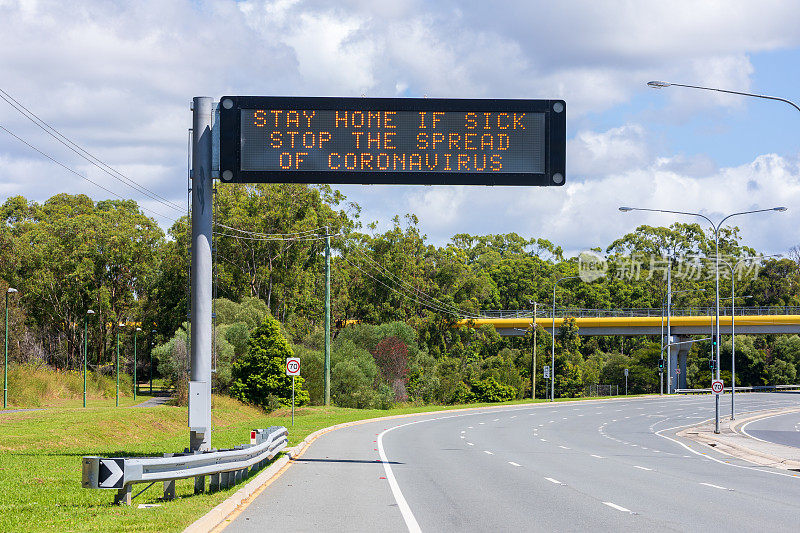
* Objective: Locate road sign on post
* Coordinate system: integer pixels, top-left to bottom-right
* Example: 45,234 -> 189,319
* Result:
543,365 -> 550,379
712,380 -> 724,395
286,357 -> 300,425
286,357 -> 300,376
219,96 -> 566,186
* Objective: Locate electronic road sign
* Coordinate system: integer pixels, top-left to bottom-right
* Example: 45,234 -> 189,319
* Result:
219,96 -> 566,186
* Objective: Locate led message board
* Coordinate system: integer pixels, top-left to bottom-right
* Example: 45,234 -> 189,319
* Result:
219,96 -> 565,186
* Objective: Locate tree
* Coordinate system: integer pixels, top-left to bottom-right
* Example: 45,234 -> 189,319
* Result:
230,314 -> 308,409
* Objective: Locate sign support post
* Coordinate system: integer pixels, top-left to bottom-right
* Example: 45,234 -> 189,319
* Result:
189,97 -> 213,458
292,375 -> 295,426
324,227 -> 331,406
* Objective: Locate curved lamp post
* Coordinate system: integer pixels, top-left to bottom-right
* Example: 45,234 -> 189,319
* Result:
4,287 -> 18,409
620,206 -> 786,433
84,309 -> 95,408
647,81 -> 800,113
552,276 -> 580,402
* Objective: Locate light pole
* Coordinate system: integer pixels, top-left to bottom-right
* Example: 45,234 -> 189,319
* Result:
620,206 -> 787,433
552,276 -> 579,402
660,288 -> 705,394
84,309 -> 94,408
151,329 -> 157,395
134,327 -> 141,400
647,81 -> 800,113
719,253 -> 780,419
530,300 -> 538,400
4,287 -> 18,409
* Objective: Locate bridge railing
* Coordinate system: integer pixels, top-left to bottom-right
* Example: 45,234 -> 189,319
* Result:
479,306 -> 800,319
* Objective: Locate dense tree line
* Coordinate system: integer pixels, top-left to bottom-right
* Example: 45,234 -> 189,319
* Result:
2,185 -> 799,407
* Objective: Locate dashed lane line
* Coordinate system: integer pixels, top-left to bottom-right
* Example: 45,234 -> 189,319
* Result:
633,466 -> 652,471
603,502 -> 633,513
700,482 -> 734,491
508,461 -> 521,467
544,477 -> 563,485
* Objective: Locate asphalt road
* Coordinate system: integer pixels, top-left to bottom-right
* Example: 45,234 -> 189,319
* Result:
226,393 -> 800,532
741,407 -> 800,448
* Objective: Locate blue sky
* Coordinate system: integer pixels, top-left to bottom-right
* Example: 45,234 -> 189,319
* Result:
1,0 -> 798,256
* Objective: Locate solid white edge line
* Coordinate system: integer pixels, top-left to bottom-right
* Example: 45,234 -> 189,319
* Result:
378,422 -> 425,533
654,421 -> 800,479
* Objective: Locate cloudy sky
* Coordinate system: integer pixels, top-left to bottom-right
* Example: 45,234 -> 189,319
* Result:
1,0 -> 799,255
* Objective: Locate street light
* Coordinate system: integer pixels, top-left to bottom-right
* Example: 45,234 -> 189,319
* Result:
660,288 -> 706,394
530,300 -> 538,400
84,309 -> 95,408
134,327 -> 141,401
552,276 -> 580,402
4,287 -> 18,409
646,81 -> 800,113
620,206 -> 786,433
719,254 -> 780,420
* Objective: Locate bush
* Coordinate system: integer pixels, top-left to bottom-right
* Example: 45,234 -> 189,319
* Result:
230,314 -> 309,409
468,376 -> 517,403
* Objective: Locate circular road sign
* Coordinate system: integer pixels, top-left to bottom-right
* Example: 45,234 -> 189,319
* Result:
711,380 -> 724,394
286,357 -> 301,376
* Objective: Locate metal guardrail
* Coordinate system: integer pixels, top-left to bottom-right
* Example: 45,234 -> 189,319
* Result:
82,426 -> 288,505
675,385 -> 800,394
480,306 -> 800,319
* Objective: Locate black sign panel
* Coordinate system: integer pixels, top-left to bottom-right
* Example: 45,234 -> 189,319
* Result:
219,96 -> 565,186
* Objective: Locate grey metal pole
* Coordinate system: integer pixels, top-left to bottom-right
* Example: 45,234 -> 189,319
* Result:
324,228 -> 331,406
666,260 -> 672,394
660,303 -> 664,395
731,272 -> 736,420
531,301 -> 537,400
551,285 -> 556,402
3,291 -> 8,409
292,375 -> 295,426
714,229 -> 720,434
190,96 -> 214,452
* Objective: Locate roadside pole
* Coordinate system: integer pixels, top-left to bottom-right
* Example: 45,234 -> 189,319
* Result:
189,97 -> 213,456
292,375 -> 295,426
666,258 -> 672,394
115,330 -> 120,407
324,227 -> 331,406
531,300 -> 537,400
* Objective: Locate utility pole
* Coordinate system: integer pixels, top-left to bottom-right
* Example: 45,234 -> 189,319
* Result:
134,327 -> 141,400
324,227 -> 331,406
530,300 -> 537,400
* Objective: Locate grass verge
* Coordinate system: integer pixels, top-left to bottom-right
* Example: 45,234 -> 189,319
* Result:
0,394 -> 644,532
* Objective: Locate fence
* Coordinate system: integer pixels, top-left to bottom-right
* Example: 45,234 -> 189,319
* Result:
82,426 -> 287,505
585,384 -> 619,397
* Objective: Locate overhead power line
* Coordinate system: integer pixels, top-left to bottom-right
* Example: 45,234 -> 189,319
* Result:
0,87 -> 184,214
0,124 -> 176,223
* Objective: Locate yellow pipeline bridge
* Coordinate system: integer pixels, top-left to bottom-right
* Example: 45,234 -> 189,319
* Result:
459,309 -> 800,336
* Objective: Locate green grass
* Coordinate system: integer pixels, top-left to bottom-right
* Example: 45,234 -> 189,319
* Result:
0,393 -> 646,532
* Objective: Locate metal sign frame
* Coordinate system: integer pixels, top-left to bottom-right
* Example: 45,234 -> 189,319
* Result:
219,96 -> 566,186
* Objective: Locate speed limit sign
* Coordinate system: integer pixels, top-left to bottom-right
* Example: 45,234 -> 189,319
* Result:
711,380 -> 724,395
286,357 -> 301,376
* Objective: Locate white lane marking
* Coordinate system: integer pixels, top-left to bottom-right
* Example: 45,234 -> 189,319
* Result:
558,445 -> 571,450
468,426 -> 473,429
633,466 -> 652,471
544,477 -> 563,484
591,454 -> 605,459
467,442 -> 474,446
493,418 -> 500,421
655,422 -> 800,479
540,438 -> 548,442
460,436 -> 465,439
484,450 -> 494,455
549,420 -> 555,423
508,461 -> 521,467
700,482 -> 733,491
479,422 -> 485,425
460,430 -> 465,433
377,424 -> 423,533
603,502 -> 632,513
510,415 -> 517,419
562,417 -> 568,420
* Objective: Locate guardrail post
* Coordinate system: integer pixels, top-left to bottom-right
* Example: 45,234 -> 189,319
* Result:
114,484 -> 132,505
209,473 -> 220,492
163,480 -> 175,501
194,475 -> 205,494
